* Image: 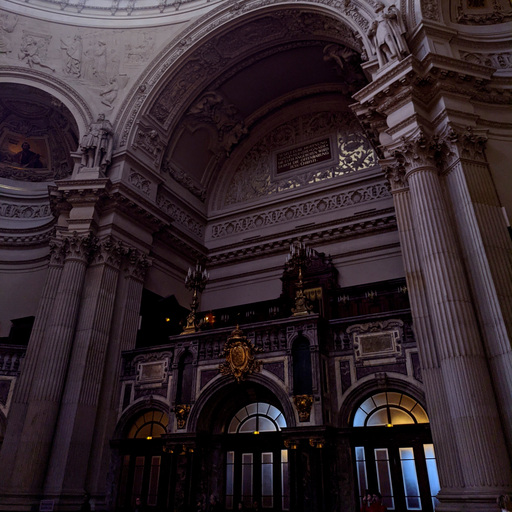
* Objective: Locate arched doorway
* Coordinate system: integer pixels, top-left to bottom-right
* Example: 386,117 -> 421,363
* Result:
224,402 -> 289,511
351,391 -> 440,512
115,409 -> 170,510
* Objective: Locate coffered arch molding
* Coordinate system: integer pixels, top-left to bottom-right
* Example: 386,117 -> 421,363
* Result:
117,0 -> 414,153
0,67 -> 93,140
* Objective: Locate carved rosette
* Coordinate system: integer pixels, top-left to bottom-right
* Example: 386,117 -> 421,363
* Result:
293,394 -> 314,422
219,326 -> 262,383
175,404 -> 191,430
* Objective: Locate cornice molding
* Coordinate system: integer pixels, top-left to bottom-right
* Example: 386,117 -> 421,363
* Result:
208,212 -> 397,267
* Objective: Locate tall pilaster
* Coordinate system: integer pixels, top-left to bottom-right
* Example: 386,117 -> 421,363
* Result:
395,133 -> 512,509
441,127 -> 512,455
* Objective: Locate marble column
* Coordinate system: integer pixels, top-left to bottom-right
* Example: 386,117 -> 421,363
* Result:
394,133 -> 512,509
382,160 -> 464,490
441,127 -> 512,456
85,248 -> 150,507
42,236 -> 129,501
0,233 -> 95,506
0,239 -> 65,500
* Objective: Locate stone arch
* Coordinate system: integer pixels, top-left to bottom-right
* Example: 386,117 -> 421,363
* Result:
338,373 -> 427,427
188,373 -> 296,433
116,0 -> 392,153
0,68 -> 92,139
113,397 -> 170,440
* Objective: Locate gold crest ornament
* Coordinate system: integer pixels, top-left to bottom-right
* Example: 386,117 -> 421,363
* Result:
219,325 -> 262,382
293,394 -> 314,422
175,404 -> 191,430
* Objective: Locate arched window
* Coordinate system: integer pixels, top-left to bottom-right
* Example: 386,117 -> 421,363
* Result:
352,391 -> 429,427
351,392 -> 440,512
127,410 -> 169,439
228,402 -> 287,434
225,403 -> 289,510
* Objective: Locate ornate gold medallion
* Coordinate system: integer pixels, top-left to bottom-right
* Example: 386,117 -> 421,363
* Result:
219,325 -> 262,382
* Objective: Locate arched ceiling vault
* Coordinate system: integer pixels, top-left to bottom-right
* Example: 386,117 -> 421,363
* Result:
126,7 -> 372,208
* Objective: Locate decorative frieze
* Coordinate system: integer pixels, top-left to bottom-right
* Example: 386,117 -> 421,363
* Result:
156,193 -> 205,238
460,50 -> 512,69
212,184 -> 390,239
128,172 -> 151,196
161,162 -> 206,202
0,203 -> 52,219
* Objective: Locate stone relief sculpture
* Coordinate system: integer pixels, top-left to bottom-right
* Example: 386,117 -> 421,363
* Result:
18,33 -> 55,72
367,2 -> 409,67
187,91 -> 247,155
0,13 -> 18,54
80,113 -> 114,170
60,35 -> 82,77
100,77 -> 119,109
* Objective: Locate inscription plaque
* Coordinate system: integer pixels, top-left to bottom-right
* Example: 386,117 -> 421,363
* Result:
276,139 -> 331,174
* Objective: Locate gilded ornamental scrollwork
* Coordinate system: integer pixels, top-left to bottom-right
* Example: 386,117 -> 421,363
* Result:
293,394 -> 314,422
175,404 -> 191,430
219,326 -> 262,383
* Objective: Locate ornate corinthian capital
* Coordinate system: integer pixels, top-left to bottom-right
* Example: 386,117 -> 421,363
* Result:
93,235 -> 129,267
381,158 -> 407,192
125,249 -> 151,281
392,131 -> 444,174
441,126 -> 488,166
62,232 -> 99,263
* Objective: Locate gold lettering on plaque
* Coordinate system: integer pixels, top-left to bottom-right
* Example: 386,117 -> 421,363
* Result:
276,139 -> 331,174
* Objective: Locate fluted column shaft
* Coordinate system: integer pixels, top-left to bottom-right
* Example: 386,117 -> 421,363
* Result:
405,157 -> 512,493
0,240 -> 65,495
442,132 -> 512,455
6,234 -> 93,496
43,237 -> 128,498
85,252 -> 149,505
384,163 -> 464,489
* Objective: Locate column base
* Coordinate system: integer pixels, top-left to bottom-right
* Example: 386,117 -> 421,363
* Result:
436,488 -> 512,512
0,491 -> 91,512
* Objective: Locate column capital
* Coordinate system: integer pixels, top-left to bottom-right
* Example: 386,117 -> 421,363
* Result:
124,248 -> 152,282
380,157 -> 408,192
91,235 -> 129,269
391,130 -> 444,175
60,231 -> 99,263
440,125 -> 488,168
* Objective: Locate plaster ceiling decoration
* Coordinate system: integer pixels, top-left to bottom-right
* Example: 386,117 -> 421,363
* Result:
2,0 -> 222,19
155,8 -> 369,202
0,84 -> 78,182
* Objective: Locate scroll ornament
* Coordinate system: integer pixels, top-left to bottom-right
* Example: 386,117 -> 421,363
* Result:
219,326 -> 262,383
293,394 -> 314,422
175,404 -> 191,430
